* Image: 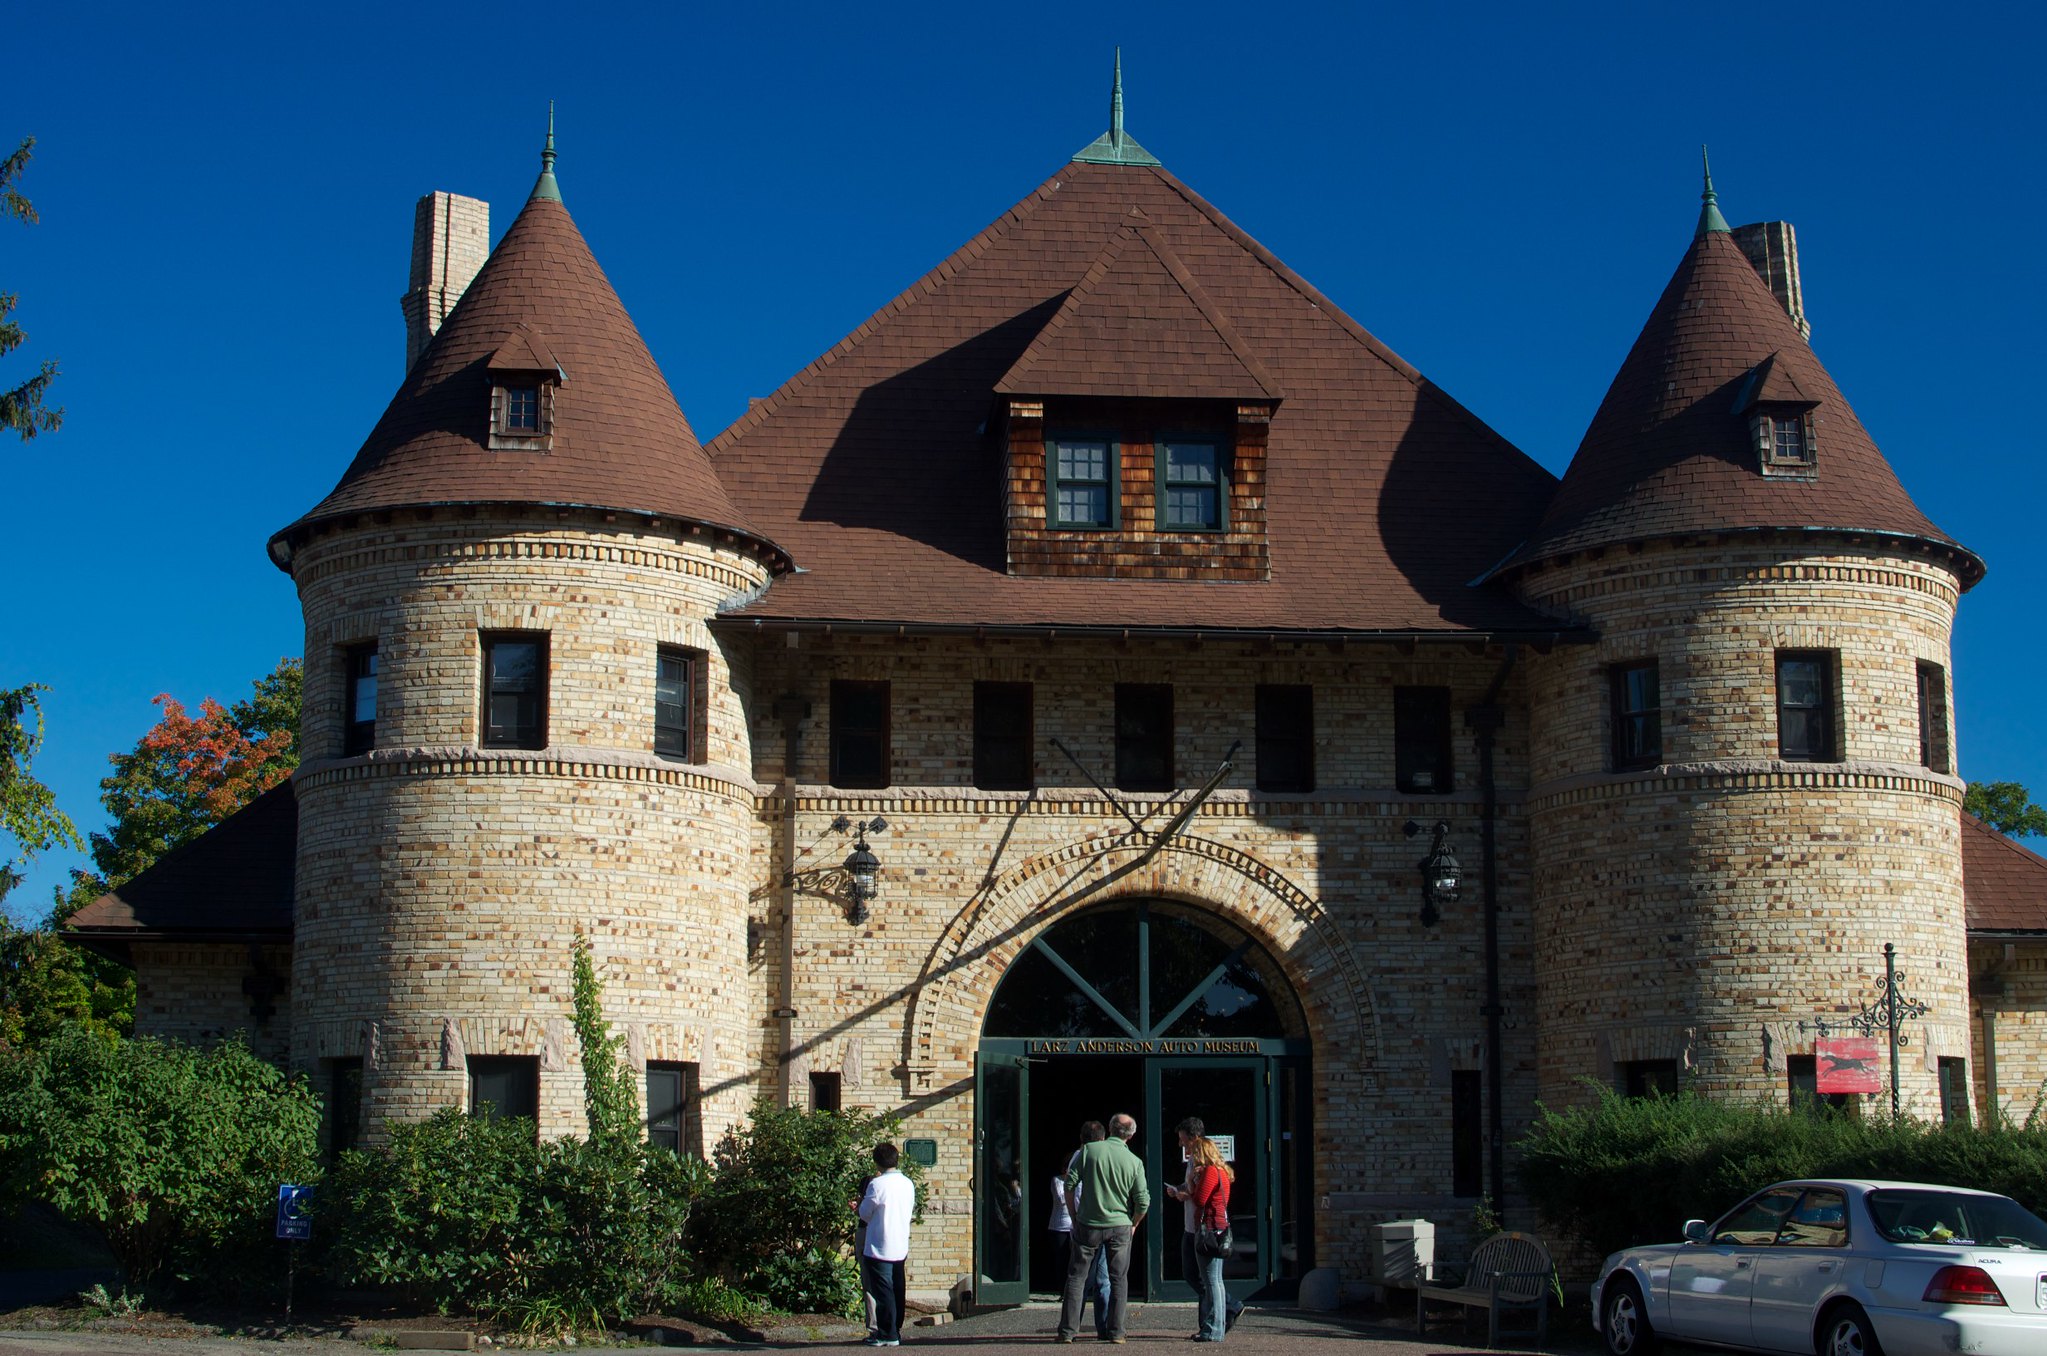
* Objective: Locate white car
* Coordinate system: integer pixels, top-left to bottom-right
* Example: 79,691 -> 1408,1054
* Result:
1592,1179 -> 2047,1356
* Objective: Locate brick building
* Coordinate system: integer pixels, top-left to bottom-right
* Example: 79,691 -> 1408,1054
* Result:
67,92 -> 2047,1301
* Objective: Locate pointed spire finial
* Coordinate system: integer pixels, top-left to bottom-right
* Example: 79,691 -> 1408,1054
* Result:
1072,49 -> 1161,167
1696,144 -> 1729,237
1111,48 -> 1125,149
531,102 -> 562,203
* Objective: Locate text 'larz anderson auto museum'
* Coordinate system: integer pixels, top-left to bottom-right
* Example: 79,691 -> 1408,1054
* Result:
67,77 -> 2047,1302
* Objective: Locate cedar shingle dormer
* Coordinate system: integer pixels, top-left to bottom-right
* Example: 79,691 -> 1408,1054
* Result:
1733,352 -> 1820,479
487,325 -> 565,452
995,210 -> 1281,580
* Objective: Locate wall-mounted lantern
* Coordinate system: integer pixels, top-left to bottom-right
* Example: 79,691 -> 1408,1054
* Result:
1404,818 -> 1461,927
833,815 -> 887,924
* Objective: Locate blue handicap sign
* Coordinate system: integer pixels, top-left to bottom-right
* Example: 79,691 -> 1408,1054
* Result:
275,1183 -> 312,1241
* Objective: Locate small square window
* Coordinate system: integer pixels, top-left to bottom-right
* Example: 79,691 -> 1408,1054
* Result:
1618,1058 -> 1679,1098
1609,660 -> 1661,771
481,633 -> 547,750
656,647 -> 699,761
468,1055 -> 539,1128
1776,650 -> 1839,762
809,1071 -> 843,1112
1917,662 -> 1950,774
1394,686 -> 1453,794
506,387 -> 541,432
973,681 -> 1034,791
1255,684 -> 1313,792
830,680 -> 891,789
646,1061 -> 701,1155
1159,439 -> 1224,531
1115,684 -> 1173,792
342,643 -> 378,757
1772,416 -> 1808,462
1049,435 -> 1117,529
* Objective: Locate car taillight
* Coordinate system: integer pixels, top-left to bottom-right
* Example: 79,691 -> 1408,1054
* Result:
1923,1266 -> 2006,1306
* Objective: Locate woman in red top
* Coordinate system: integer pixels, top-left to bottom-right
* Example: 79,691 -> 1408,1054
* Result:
1187,1136 -> 1235,1342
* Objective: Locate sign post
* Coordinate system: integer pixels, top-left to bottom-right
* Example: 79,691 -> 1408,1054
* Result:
275,1183 -> 312,1317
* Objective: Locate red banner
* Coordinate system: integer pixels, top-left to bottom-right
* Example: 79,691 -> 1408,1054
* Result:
1816,1037 -> 1882,1094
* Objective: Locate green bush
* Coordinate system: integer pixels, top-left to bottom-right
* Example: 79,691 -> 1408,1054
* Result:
692,1099 -> 919,1315
1518,1087 -> 2047,1264
320,1107 -> 711,1323
0,1023 -> 320,1294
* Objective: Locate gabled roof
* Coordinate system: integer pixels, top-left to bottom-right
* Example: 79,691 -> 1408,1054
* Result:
63,785 -> 297,948
271,174 -> 774,564
707,158 -> 1574,637
1962,812 -> 2047,933
1511,222 -> 1982,584
995,213 -> 1281,402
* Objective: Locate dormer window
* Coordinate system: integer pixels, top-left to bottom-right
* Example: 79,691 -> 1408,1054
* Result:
1049,434 -> 1118,529
486,325 -> 565,452
1159,438 -> 1225,530
1765,412 -> 1813,467
1733,353 -> 1818,479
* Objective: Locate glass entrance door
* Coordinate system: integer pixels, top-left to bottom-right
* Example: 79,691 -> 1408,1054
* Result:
1148,1058 -> 1269,1299
975,1051 -> 1030,1305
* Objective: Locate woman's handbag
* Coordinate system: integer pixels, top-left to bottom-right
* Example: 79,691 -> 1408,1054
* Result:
1196,1220 -> 1234,1259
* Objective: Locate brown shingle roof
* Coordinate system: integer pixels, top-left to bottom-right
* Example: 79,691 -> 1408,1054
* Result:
1962,812 -> 2047,933
63,785 -> 296,944
273,190 -> 772,559
1512,228 -> 1981,583
708,160 -> 1573,636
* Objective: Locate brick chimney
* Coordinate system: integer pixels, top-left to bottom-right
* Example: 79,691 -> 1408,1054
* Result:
1731,220 -> 1810,340
400,192 -> 490,371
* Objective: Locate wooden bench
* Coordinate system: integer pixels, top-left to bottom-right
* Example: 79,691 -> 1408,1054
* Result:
1415,1230 -> 1553,1348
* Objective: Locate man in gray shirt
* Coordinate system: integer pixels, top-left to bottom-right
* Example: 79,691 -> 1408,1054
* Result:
1057,1112 -> 1150,1343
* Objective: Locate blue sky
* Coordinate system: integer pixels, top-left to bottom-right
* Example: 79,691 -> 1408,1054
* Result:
6,1 -> 2044,920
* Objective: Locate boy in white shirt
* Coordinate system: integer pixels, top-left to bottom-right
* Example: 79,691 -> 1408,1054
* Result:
855,1142 -> 916,1347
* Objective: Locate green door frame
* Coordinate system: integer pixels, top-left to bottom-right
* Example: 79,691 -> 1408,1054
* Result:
974,1050 -> 1032,1306
1145,1056 -> 1271,1301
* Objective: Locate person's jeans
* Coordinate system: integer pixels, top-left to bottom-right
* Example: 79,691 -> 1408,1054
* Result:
862,1255 -> 906,1342
1181,1230 -> 1241,1340
1058,1225 -> 1133,1339
1052,1232 -> 1111,1336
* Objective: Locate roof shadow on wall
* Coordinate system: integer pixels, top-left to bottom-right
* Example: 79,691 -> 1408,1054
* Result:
796,296 -> 1067,570
1372,380 -> 1563,630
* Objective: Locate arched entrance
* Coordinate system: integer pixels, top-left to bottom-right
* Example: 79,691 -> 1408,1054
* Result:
974,899 -> 1312,1306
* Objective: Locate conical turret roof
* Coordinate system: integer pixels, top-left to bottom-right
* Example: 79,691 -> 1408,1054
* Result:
272,163 -> 770,563
1513,212 -> 1981,584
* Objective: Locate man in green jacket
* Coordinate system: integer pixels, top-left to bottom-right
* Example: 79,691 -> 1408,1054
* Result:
1057,1112 -> 1150,1342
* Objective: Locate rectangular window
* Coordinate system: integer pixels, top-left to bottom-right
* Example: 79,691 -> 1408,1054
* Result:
1788,1054 -> 1854,1114
829,680 -> 891,789
1772,415 -> 1810,464
1049,435 -> 1116,529
1394,686 -> 1453,793
1159,439 -> 1223,530
1255,684 -> 1314,792
1115,684 -> 1174,792
646,1061 -> 701,1155
468,1055 -> 539,1126
1450,1068 -> 1482,1198
809,1071 -> 843,1113
343,643 -> 378,757
1619,1058 -> 1680,1098
973,681 -> 1034,790
655,647 -> 697,760
506,387 -> 541,432
1917,662 -> 1950,773
327,1057 -> 363,1162
1609,660 -> 1661,771
1776,650 -> 1839,762
481,633 -> 547,749
1938,1056 -> 1970,1126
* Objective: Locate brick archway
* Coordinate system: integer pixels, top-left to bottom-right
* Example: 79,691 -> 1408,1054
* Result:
904,833 -> 1377,1091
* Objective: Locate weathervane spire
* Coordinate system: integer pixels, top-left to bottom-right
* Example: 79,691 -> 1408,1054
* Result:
1071,50 -> 1161,167
531,101 -> 562,203
1111,48 -> 1126,150
1696,144 -> 1729,237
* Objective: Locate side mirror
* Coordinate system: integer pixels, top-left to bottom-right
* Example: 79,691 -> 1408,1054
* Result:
1683,1219 -> 1710,1244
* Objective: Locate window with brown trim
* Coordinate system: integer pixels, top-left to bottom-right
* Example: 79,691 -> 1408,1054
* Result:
1776,650 -> 1839,762
1255,684 -> 1313,792
973,681 -> 1034,791
1609,660 -> 1661,771
1394,686 -> 1453,793
481,633 -> 547,750
809,1071 -> 843,1112
655,647 -> 701,761
1115,684 -> 1173,792
1917,661 -> 1950,773
646,1061 -> 701,1155
829,680 -> 891,789
342,643 -> 378,757
468,1055 -> 539,1128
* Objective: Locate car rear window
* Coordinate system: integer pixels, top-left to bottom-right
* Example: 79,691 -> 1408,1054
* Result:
1866,1189 -> 2047,1249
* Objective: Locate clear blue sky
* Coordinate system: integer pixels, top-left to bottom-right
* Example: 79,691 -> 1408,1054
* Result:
7,1 -> 2044,921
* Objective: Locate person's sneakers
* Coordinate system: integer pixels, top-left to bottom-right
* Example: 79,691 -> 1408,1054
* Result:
1055,1336 -> 1076,1345
1225,1307 -> 1244,1333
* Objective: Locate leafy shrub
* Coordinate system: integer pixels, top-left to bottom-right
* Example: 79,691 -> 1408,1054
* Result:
692,1099 -> 919,1314
1519,1087 -> 2047,1264
319,1107 -> 711,1323
0,1024 -> 319,1294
